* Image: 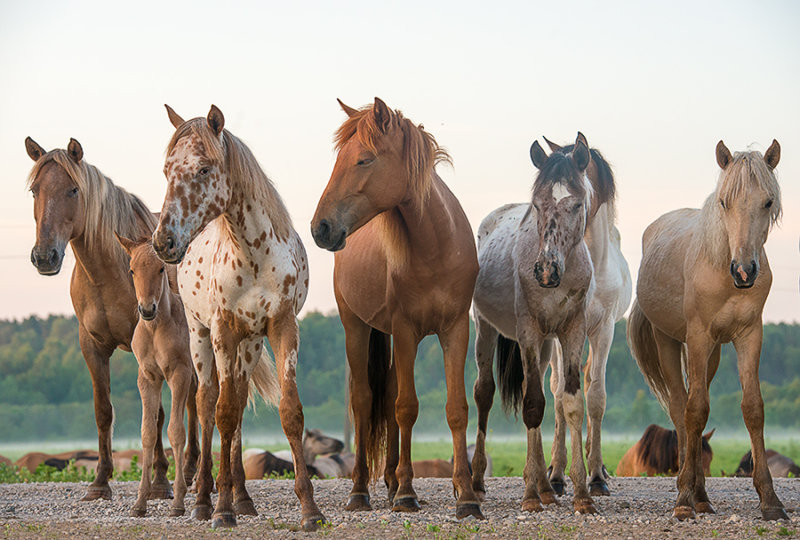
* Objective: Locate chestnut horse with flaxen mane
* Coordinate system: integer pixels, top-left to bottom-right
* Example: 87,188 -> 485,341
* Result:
311,98 -> 483,520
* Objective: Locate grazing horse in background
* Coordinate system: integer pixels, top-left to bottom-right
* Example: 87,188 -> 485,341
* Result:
539,135 -> 631,496
311,98 -> 483,520
735,449 -> 800,479
616,424 -> 714,477
24,137 -> 199,501
628,140 -> 786,520
116,236 -> 195,517
152,105 -> 324,531
471,133 -> 609,514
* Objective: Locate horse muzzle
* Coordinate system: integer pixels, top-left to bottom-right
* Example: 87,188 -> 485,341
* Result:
730,259 -> 758,289
138,303 -> 157,321
533,260 -> 561,288
311,219 -> 347,252
152,228 -> 187,264
30,245 -> 64,276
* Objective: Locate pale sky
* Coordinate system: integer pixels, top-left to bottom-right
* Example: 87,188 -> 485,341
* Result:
1,0 -> 798,323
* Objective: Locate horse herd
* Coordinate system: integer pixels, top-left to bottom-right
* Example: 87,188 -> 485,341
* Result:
22,98 -> 787,529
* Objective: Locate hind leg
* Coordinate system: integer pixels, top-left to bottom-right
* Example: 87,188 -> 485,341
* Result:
391,326 -> 422,513
471,312 -> 498,501
653,330 -> 687,469
585,320 -> 614,496
383,360 -> 399,503
231,339 -> 261,516
149,402 -> 174,499
546,339 -> 567,496
184,372 -> 200,486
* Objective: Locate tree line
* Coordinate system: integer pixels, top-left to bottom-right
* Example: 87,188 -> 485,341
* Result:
0,313 -> 798,442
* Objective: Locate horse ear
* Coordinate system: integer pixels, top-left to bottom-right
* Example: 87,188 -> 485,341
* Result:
25,137 -> 46,161
67,138 -> 83,163
114,232 -> 137,256
207,105 -> 225,136
575,131 -> 588,149
703,427 -> 715,441
572,138 -> 590,171
716,140 -> 733,170
543,135 -> 562,153
373,97 -> 393,132
529,140 -> 548,170
764,139 -> 780,170
337,98 -> 359,118
165,104 -> 185,128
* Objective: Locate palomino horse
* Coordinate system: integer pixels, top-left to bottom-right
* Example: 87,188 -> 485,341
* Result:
311,98 -> 482,519
471,133 -> 612,514
115,236 -> 195,517
152,105 -> 324,530
615,424 -> 714,477
24,137 -> 199,501
539,136 -> 631,496
628,140 -> 786,520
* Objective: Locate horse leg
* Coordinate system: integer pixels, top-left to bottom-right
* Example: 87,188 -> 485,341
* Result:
546,339 -> 567,496
188,320 -> 217,521
78,328 -> 115,501
585,320 -> 613,496
559,321 -> 596,514
268,316 -> 325,531
652,330 -> 687,468
533,347 -> 557,506
131,369 -> 161,517
184,371 -> 200,486
517,334 -> 549,512
166,364 -> 191,517
383,357 -> 400,503
693,344 -> 721,514
391,326 -> 421,513
734,329 -> 787,520
149,402 -> 174,499
231,339 -> 260,516
440,314 -> 484,520
471,312 -> 498,501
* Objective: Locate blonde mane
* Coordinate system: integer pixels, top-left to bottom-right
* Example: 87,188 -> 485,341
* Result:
167,119 -> 292,240
27,150 -> 156,264
334,104 -> 451,207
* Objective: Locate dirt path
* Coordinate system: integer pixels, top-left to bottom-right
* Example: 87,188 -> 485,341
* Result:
1,477 -> 798,539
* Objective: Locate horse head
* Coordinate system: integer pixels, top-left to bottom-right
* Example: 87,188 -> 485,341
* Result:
115,235 -> 167,321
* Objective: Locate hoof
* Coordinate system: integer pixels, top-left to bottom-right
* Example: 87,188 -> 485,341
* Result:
387,488 -> 398,505
148,485 -> 174,500
539,491 -> 559,505
672,505 -> 695,521
549,478 -> 566,496
456,502 -> 485,520
392,496 -> 421,513
234,499 -> 258,516
696,501 -> 716,514
762,506 -> 789,521
521,498 -> 544,512
301,514 -> 326,532
574,498 -> 598,514
192,504 -> 213,521
473,489 -> 486,503
130,507 -> 146,518
81,486 -> 112,501
211,512 -> 237,529
589,477 -> 610,496
345,493 -> 372,512
169,507 -> 185,517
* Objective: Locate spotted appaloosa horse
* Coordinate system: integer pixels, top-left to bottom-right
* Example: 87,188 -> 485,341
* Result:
152,105 -> 324,531
471,133 -> 611,514
24,137 -> 199,502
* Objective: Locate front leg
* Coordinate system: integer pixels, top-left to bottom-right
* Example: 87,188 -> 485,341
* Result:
585,319 -> 614,496
471,312 -> 498,501
131,368 -> 162,517
546,338 -> 568,496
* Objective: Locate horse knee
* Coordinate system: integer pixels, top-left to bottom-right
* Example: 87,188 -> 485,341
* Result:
522,390 -> 545,429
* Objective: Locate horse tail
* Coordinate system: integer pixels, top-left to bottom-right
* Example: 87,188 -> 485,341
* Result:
249,345 -> 281,408
359,327 -> 392,480
495,335 -> 524,415
627,299 -> 669,411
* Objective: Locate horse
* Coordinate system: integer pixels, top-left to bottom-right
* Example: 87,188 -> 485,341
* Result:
242,449 -> 321,480
115,236 -> 196,517
627,139 -> 786,520
0,455 -> 11,467
735,449 -> 800,479
152,105 -> 324,531
413,445 -> 491,478
14,450 -> 97,472
615,424 -> 714,477
311,98 -> 482,520
24,137 -> 200,501
273,428 -> 353,478
471,132 -> 612,514
538,135 -> 631,496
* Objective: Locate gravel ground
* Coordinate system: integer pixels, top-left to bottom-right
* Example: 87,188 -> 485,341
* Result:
0,477 -> 798,539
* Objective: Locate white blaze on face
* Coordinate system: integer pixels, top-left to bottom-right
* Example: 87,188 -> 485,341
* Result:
552,182 -> 571,203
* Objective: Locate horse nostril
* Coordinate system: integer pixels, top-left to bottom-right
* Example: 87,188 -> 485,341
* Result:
165,235 -> 175,251
318,219 -> 330,239
48,249 -> 58,265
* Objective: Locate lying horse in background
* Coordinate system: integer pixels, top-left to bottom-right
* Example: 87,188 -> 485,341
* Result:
616,424 -> 714,476
735,449 -> 800,478
15,450 -> 98,472
242,449 -> 320,480
0,455 -> 11,467
413,445 -> 492,478
274,428 -> 353,478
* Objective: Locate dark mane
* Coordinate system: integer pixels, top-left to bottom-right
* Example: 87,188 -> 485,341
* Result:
532,152 -> 586,199
558,144 -> 615,208
637,424 -> 712,474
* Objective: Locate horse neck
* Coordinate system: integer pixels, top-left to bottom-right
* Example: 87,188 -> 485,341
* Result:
155,274 -> 174,316
698,195 -> 732,267
69,230 -> 128,285
223,183 -> 281,262
583,203 -> 611,268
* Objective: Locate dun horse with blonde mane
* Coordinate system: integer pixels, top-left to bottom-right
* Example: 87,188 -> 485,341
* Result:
311,98 -> 483,519
628,140 -> 787,520
24,137 -> 199,502
152,105 -> 324,530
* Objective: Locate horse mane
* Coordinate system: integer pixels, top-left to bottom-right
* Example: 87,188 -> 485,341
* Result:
27,149 -> 156,265
334,103 -> 451,207
166,118 -> 293,241
553,144 -> 616,223
638,424 -> 712,474
700,149 -> 782,264
532,152 -> 592,205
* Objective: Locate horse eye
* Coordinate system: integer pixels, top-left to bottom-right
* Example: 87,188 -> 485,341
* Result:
719,199 -> 726,210
159,267 -> 164,274
356,158 -> 374,167
68,187 -> 79,197
765,199 -> 773,209
199,167 -> 211,176
571,202 -> 582,213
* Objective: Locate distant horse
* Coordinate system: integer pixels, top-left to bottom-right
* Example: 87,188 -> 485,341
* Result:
24,137 -> 199,501
311,98 -> 482,519
152,105 -> 324,531
538,135 -> 631,496
116,236 -> 195,517
272,428 -> 353,478
0,455 -> 11,467
14,450 -> 98,472
735,449 -> 800,478
616,424 -> 714,476
414,445 -> 491,478
242,449 -> 321,480
471,133 -> 610,514
628,140 -> 786,520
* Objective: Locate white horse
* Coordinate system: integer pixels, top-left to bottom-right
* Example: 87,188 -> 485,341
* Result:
471,133 -> 616,514
152,105 -> 325,531
541,136 -> 631,497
